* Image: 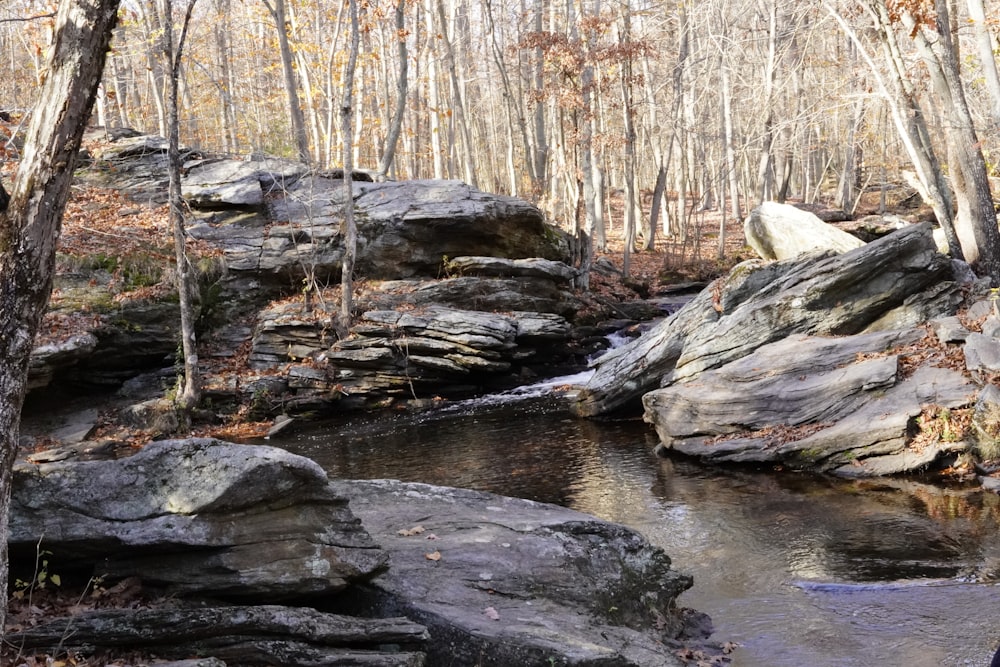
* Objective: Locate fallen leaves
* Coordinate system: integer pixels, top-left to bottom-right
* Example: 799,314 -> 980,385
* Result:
398,524 -> 425,537
424,550 -> 441,561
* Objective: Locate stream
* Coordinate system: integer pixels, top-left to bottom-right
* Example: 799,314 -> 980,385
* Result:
269,387 -> 1000,666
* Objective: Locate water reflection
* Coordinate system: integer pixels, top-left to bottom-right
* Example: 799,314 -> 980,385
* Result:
269,399 -> 1000,667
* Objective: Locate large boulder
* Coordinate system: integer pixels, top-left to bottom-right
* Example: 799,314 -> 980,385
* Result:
331,479 -> 713,667
573,222 -> 962,416
744,201 -> 865,260
187,174 -> 568,285
10,439 -> 387,599
643,330 -> 977,476
84,134 -> 569,287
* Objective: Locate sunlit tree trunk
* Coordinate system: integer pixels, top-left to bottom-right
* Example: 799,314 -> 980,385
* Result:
378,0 -> 408,178
0,0 -> 121,632
907,0 -> 1000,277
966,0 -> 1000,125
340,0 -> 360,331
423,0 -> 444,178
262,0 -> 310,163
162,0 -> 200,418
435,0 -> 476,187
755,0 -> 777,203
827,0 -> 962,259
619,5 -> 637,278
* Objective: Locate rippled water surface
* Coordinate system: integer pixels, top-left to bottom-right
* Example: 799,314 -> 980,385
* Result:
271,395 -> 1000,666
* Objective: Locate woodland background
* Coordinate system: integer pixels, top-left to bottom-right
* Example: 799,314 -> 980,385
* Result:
3,0 -> 1000,272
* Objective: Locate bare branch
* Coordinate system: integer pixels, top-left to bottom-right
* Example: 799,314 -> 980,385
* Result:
0,12 -> 57,23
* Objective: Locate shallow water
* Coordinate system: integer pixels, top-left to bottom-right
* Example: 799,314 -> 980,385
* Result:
270,394 -> 1000,666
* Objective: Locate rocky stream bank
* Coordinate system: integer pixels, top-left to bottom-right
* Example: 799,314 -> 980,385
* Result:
15,129 -> 1000,665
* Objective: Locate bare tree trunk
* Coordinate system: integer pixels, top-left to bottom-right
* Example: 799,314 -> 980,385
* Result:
967,0 -> 1000,126
755,0 -> 777,203
140,1 -> 169,135
0,0 -> 121,632
340,0 -> 360,332
213,0 -> 238,152
485,0 -> 533,194
530,0 -> 548,194
720,43 -> 741,222
378,0 -> 408,177
835,93 -> 864,212
911,0 -> 1000,278
619,5 -> 637,278
827,0 -> 962,259
163,0 -> 200,417
262,0 -> 311,164
423,0 -> 444,179
435,0 -> 477,187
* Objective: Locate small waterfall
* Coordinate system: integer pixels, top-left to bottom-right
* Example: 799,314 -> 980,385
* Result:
429,330 -> 633,415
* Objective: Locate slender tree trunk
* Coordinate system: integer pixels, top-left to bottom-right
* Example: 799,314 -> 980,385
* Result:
213,0 -> 238,152
424,0 -> 444,179
141,1 -> 168,135
575,0 -> 597,287
163,0 -> 200,417
263,0 -> 311,164
0,0 -> 121,632
340,0 -> 360,331
827,0 -> 962,259
912,0 -> 1000,277
378,0 -> 408,177
967,0 -> 1000,126
435,0 -> 477,187
530,0 -> 548,195
755,0 -> 778,203
619,6 -> 637,278
720,45 -> 741,222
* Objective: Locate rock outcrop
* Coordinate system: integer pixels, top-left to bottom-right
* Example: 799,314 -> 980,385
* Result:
9,439 -> 715,667
644,329 -> 976,475
29,131 -> 596,409
573,221 -> 981,476
331,479 -> 708,667
8,606 -> 429,667
242,270 -> 583,411
574,222 -> 959,416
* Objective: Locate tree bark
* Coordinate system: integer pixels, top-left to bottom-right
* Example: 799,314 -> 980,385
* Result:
435,0 -> 477,188
340,0 -> 360,333
163,0 -> 200,416
0,0 -> 121,633
378,0 -> 408,178
262,0 -> 311,164
905,0 -> 1000,277
827,0 -> 962,260
966,0 -> 1000,126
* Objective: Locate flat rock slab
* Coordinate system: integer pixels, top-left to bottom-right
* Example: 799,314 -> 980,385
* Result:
332,479 -> 708,667
643,329 -> 923,441
666,364 -> 976,476
7,605 -> 428,667
10,439 -> 387,599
